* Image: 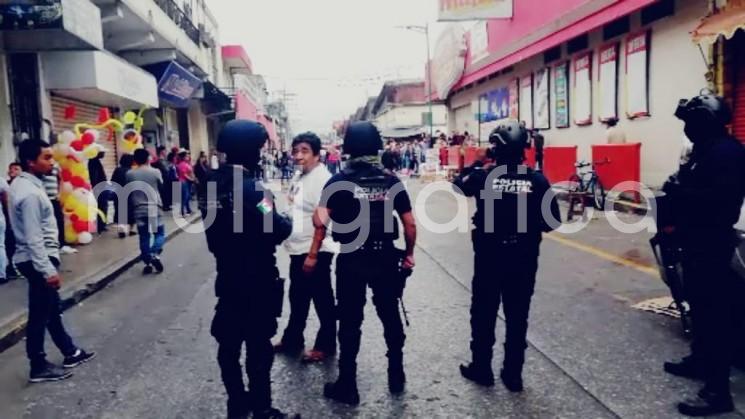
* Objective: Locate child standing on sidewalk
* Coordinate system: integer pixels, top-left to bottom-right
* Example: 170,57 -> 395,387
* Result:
126,149 -> 166,274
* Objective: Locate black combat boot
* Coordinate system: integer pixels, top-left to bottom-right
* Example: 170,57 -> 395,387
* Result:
324,365 -> 360,405
388,356 -> 406,394
664,355 -> 705,380
677,389 -> 734,417
226,391 -> 251,419
460,349 -> 494,386
501,344 -> 525,392
459,363 -> 495,386
252,406 -> 301,419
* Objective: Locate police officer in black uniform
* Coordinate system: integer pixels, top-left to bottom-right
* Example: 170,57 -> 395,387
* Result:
304,121 -> 417,405
202,120 -> 295,419
661,92 -> 745,417
453,120 -> 560,392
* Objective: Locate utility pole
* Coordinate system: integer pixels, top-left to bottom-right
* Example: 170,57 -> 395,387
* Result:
397,24 -> 434,139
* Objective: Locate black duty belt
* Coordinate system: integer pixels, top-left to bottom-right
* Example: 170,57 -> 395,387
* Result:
357,240 -> 395,252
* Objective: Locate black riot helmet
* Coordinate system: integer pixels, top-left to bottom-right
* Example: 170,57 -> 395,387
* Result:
488,119 -> 529,164
675,89 -> 731,143
217,120 -> 268,167
343,122 -> 383,158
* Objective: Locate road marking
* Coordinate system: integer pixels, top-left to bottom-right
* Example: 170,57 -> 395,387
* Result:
545,233 -> 659,278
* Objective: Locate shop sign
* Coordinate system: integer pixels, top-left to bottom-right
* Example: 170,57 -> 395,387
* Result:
438,0 -> 513,21
157,62 -> 203,108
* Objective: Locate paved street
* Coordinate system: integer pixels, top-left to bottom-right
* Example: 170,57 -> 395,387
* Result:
0,180 -> 743,418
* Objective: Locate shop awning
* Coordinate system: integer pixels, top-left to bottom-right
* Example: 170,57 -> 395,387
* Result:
692,5 -> 745,46
380,126 -> 426,139
41,50 -> 158,109
453,0 -> 657,91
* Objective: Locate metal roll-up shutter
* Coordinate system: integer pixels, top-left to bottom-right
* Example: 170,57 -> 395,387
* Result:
733,55 -> 745,142
50,95 -> 119,178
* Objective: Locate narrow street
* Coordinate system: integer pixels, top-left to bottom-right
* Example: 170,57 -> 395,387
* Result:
0,180 -> 741,419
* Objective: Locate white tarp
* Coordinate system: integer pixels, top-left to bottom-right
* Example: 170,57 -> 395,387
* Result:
432,24 -> 467,100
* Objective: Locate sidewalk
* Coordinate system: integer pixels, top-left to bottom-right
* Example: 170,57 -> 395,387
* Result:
0,211 -> 199,353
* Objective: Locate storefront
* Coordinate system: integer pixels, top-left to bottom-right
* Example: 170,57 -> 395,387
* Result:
698,0 -> 745,141
443,0 -> 709,186
40,50 -> 159,176
145,61 -> 204,152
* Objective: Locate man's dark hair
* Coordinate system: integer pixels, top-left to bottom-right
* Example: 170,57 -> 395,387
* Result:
9,162 -> 21,169
156,145 -> 166,154
18,139 -> 50,171
133,148 -> 150,165
178,151 -> 188,159
292,132 -> 322,156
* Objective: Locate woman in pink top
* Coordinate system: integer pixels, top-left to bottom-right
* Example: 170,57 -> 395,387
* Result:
176,151 -> 196,216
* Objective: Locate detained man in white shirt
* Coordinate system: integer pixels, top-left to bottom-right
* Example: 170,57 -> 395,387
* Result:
274,132 -> 340,363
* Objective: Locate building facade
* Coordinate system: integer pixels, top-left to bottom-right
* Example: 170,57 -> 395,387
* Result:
437,0 -> 722,186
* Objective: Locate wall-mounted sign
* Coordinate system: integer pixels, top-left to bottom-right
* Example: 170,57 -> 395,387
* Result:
157,61 -> 203,108
508,78 -> 519,119
432,24 -> 467,100
598,43 -> 618,122
554,62 -> 570,128
478,86 -> 510,122
0,2 -> 63,30
438,0 -> 513,21
626,31 -> 650,118
519,76 -> 533,129
573,52 -> 592,126
534,68 -> 550,129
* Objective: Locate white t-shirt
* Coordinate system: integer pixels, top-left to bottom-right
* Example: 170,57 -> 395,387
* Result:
284,164 -> 339,256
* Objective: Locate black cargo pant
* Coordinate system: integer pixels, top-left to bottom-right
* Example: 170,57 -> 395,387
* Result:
17,257 -> 77,371
470,235 -> 539,372
683,246 -> 740,396
281,252 -> 336,353
335,247 -> 405,381
211,282 -> 278,412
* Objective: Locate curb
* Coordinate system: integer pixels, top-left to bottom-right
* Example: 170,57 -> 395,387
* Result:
0,215 -> 200,354
553,189 -> 649,216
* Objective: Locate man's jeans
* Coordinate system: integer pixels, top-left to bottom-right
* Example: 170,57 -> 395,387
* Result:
136,215 -> 166,264
17,258 -> 77,370
0,212 -> 7,279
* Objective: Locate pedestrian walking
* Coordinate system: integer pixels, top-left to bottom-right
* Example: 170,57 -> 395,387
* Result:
11,139 -> 95,383
201,120 -> 295,419
307,121 -> 417,405
111,154 -> 136,238
88,150 -> 109,233
0,176 -> 9,285
604,117 -> 627,144
453,120 -> 560,392
152,146 -> 172,212
661,92 -> 745,416
5,162 -> 21,279
193,151 -> 210,203
176,151 -> 195,216
126,149 -> 166,275
274,132 -> 339,363
531,129 -> 545,170
43,163 -> 72,254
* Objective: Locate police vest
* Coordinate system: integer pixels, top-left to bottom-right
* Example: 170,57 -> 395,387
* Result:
332,166 -> 399,244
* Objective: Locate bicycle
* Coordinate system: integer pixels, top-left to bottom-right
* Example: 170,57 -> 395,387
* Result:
566,158 -> 609,218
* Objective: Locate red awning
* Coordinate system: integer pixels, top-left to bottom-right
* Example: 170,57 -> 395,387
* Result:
452,0 -> 657,91
691,4 -> 745,46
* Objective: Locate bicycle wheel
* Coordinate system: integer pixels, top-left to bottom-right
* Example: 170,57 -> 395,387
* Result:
589,179 -> 606,210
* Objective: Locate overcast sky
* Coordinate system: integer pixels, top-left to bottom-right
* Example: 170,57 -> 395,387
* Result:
210,0 -> 446,135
